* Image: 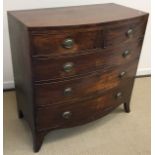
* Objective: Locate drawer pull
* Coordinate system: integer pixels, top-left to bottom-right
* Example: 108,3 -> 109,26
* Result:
63,62 -> 74,72
116,92 -> 122,99
62,111 -> 72,119
62,38 -> 74,49
122,50 -> 130,57
126,28 -> 133,37
119,71 -> 126,78
64,87 -> 72,96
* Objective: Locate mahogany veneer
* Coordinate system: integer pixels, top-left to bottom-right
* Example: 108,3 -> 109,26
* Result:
8,3 -> 148,152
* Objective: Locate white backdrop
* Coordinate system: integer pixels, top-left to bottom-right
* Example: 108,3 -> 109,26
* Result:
3,0 -> 150,89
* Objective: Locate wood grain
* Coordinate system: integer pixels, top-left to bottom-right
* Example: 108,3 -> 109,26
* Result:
8,3 -> 147,28
36,82 -> 134,131
30,16 -> 147,55
35,61 -> 138,107
33,40 -> 142,82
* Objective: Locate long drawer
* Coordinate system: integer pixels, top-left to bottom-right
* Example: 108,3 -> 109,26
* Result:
32,40 -> 141,81
34,60 -> 138,107
36,83 -> 133,131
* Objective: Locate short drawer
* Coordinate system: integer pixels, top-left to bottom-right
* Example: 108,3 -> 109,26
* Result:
34,61 -> 137,107
31,29 -> 104,55
36,84 -> 133,131
32,41 -> 141,81
104,16 -> 147,48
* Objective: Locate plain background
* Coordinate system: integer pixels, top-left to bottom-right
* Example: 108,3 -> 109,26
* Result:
3,0 -> 150,89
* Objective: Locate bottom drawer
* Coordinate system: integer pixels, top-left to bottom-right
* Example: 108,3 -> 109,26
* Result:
36,83 -> 134,131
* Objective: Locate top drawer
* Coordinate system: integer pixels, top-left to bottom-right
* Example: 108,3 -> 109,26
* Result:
30,16 -> 147,55
31,29 -> 104,55
104,17 -> 147,48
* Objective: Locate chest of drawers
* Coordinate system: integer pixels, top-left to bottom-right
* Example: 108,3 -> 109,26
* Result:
8,3 -> 148,152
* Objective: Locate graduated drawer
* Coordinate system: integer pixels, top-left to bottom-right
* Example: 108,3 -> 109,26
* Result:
34,61 -> 137,107
36,84 -> 133,131
30,16 -> 147,56
32,40 -> 141,81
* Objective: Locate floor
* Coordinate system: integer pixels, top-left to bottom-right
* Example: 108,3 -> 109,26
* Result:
3,77 -> 151,155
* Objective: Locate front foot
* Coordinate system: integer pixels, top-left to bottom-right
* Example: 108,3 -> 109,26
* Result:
33,131 -> 46,152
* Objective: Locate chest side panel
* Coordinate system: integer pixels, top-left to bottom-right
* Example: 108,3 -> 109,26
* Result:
8,13 -> 35,130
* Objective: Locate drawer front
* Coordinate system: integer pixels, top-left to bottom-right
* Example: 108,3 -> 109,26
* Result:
104,16 -> 147,48
30,16 -> 147,56
31,29 -> 104,55
36,84 -> 133,131
34,61 -> 138,107
32,41 -> 141,81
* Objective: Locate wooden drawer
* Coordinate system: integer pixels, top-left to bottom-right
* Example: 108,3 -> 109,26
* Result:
32,41 -> 141,81
31,29 -> 104,55
104,16 -> 147,48
36,84 -> 133,131
34,61 -> 137,107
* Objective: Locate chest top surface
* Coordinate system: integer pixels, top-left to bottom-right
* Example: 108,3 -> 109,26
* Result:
8,3 -> 147,28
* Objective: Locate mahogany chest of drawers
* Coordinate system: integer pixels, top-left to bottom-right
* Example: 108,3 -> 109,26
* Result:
8,3 -> 148,152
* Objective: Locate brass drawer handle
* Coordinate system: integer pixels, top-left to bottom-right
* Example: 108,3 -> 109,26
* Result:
62,111 -> 72,119
116,92 -> 122,99
122,50 -> 130,57
63,62 -> 74,72
126,28 -> 133,37
64,87 -> 72,96
62,38 -> 74,49
119,71 -> 126,79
